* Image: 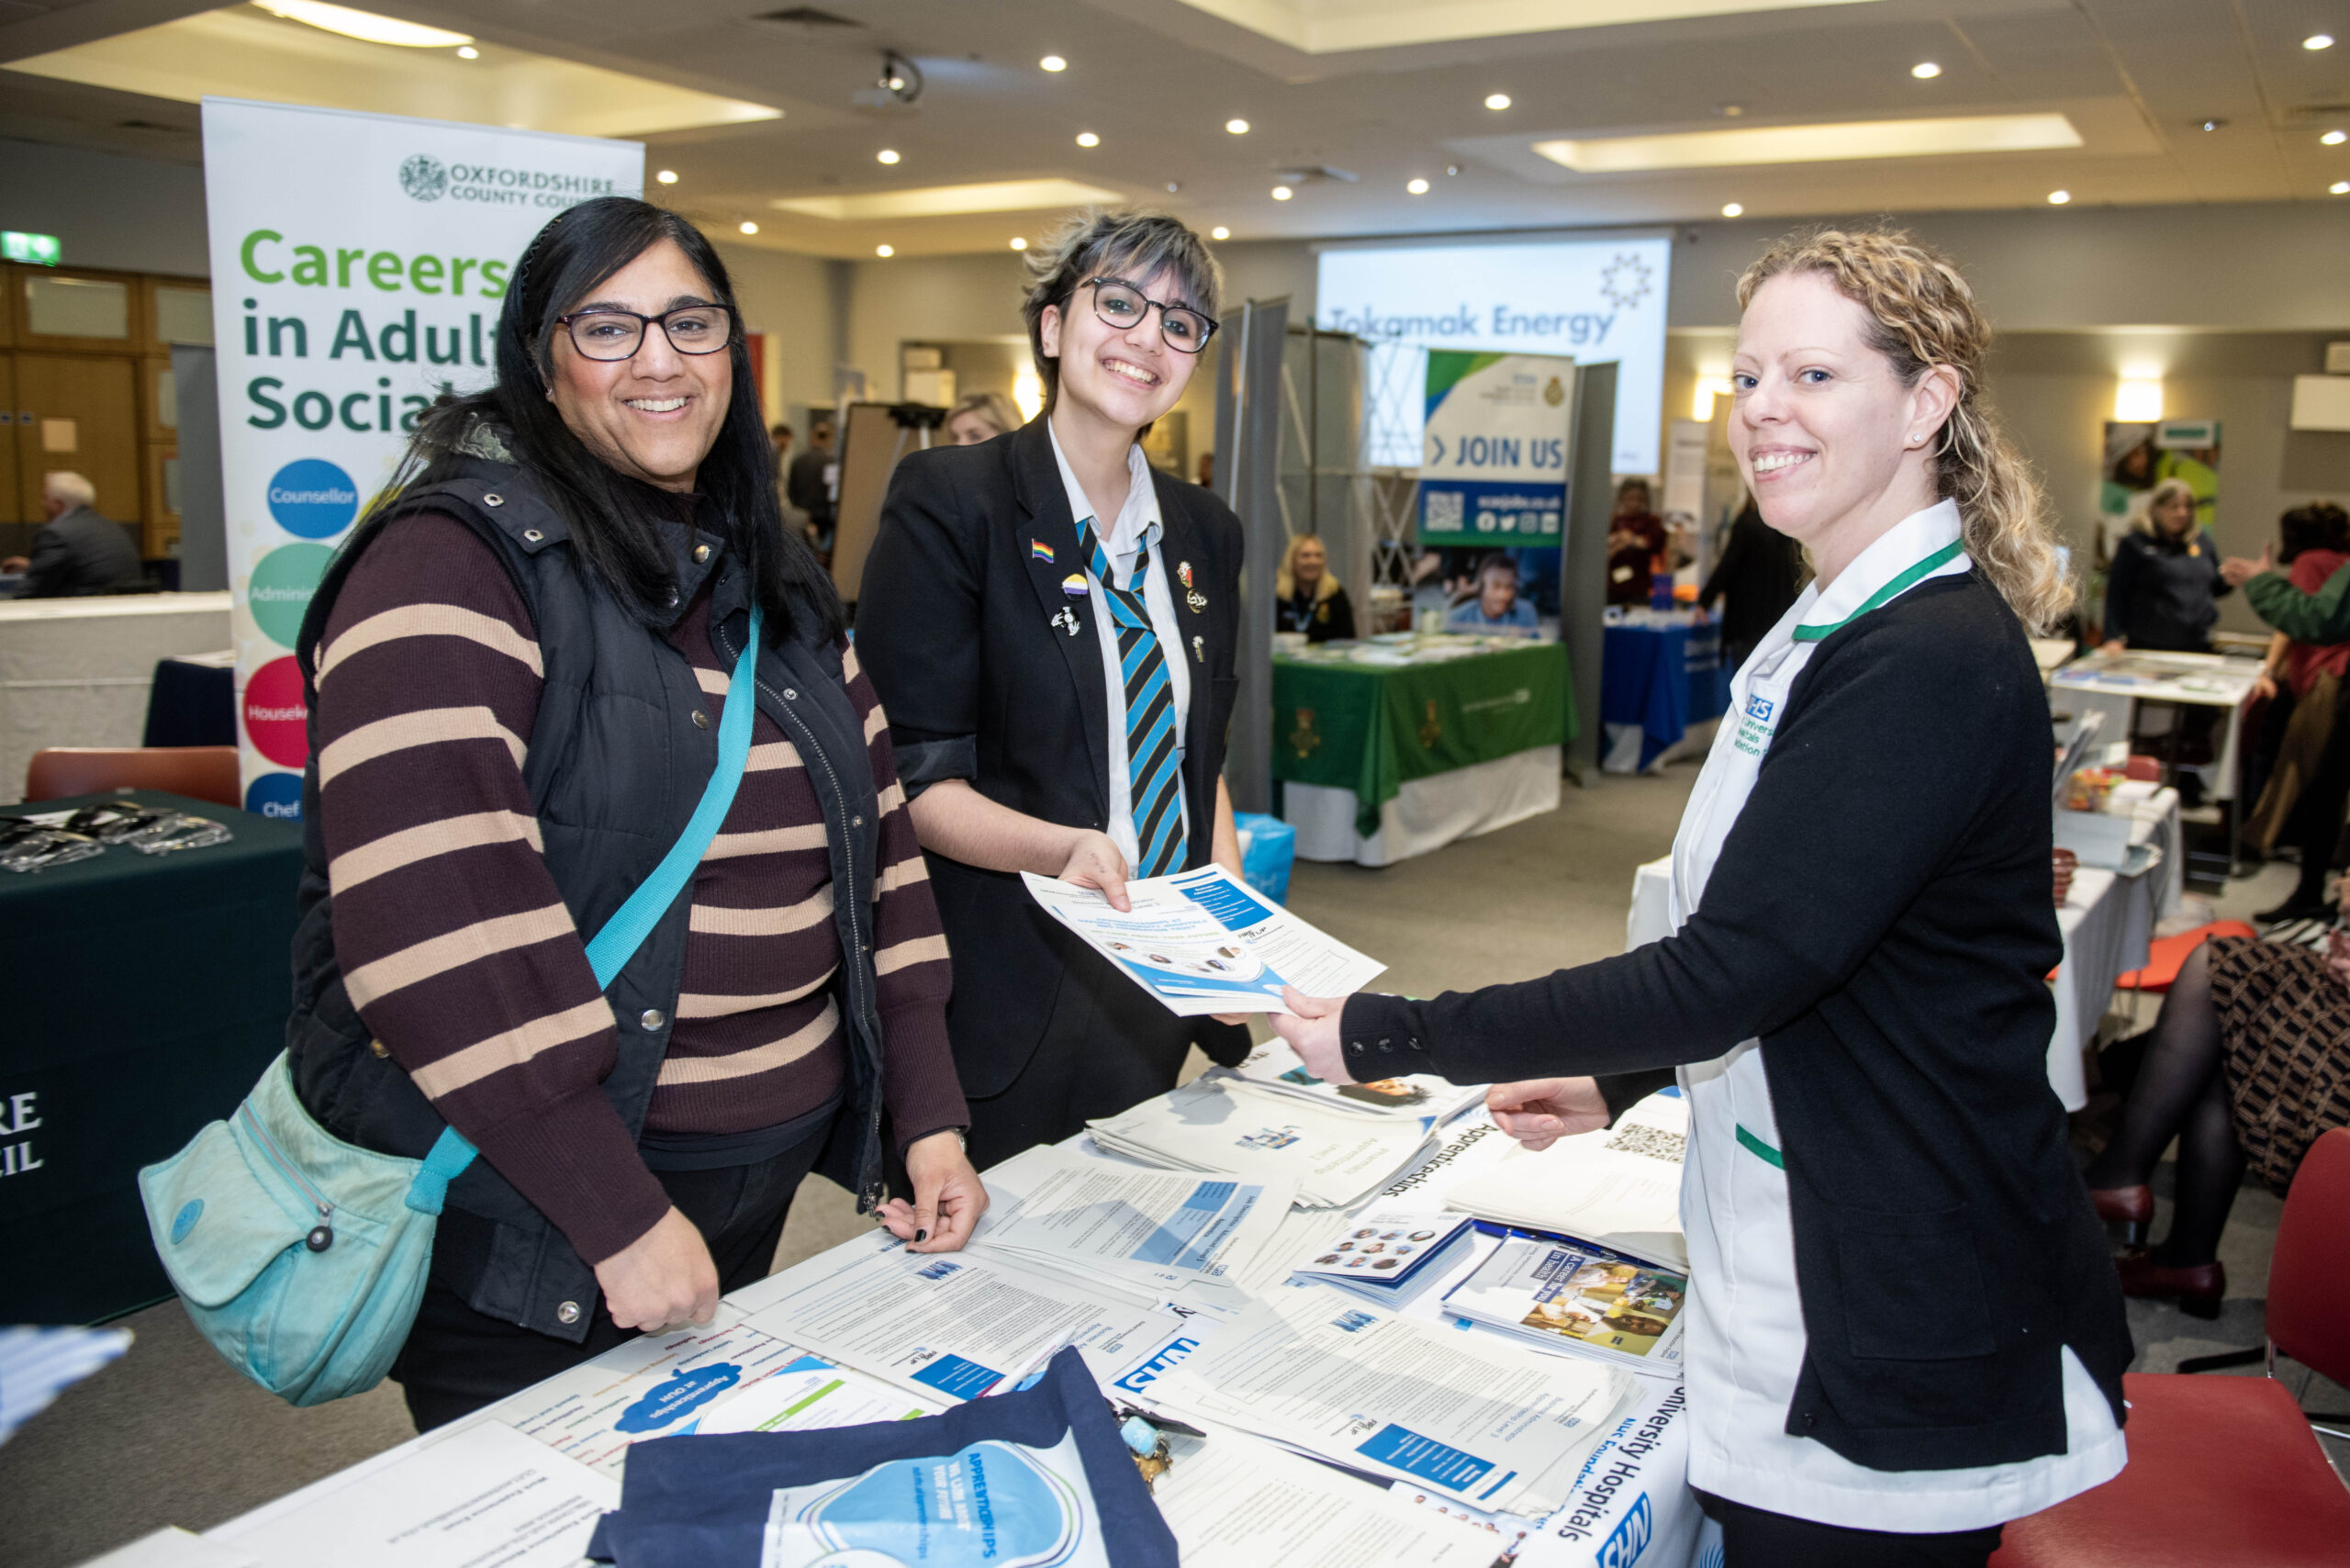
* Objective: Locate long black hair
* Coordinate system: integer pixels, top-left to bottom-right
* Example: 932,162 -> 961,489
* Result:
392,197 -> 841,642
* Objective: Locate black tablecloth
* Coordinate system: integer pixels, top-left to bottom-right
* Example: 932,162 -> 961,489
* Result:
142,655 -> 236,747
0,790 -> 303,1324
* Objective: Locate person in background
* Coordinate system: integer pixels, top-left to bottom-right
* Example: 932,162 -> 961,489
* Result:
2082,902 -> 2350,1316
2101,476 -> 2227,652
1194,451 -> 1214,490
1605,476 -> 1667,606
2239,503 -> 2350,868
290,197 -> 982,1430
14,472 -> 144,598
1447,553 -> 1539,636
1277,227 -> 2129,1565
769,421 -> 793,474
945,390 -> 1023,446
859,209 -> 1253,1170
787,414 -> 837,554
1275,533 -> 1355,643
1697,492 -> 1807,672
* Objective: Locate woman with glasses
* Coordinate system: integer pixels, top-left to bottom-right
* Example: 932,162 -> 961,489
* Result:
858,209 -> 1252,1170
285,197 -> 983,1428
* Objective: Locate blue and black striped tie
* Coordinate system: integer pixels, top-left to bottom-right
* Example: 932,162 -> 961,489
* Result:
1079,519 -> 1187,877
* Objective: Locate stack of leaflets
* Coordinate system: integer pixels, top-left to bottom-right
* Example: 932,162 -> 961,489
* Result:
967,1143 -> 1296,1296
1441,1089 -> 1690,1270
1022,864 -> 1383,1016
1291,1205 -> 1474,1305
1087,1077 -> 1435,1209
1145,1290 -> 1633,1520
1221,1039 -> 1487,1125
1441,1229 -> 1688,1376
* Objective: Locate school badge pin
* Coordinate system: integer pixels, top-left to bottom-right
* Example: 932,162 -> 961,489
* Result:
1178,561 -> 1193,588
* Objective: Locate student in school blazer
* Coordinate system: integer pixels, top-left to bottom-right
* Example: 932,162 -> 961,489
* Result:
856,209 -> 1248,1171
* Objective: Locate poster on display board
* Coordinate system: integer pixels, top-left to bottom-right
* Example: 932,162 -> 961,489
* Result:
2098,420 -> 2220,560
202,97 -> 643,816
1417,351 -> 1573,545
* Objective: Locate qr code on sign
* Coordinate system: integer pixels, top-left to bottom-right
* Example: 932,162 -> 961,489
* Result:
1424,490 -> 1463,532
1606,1123 -> 1687,1164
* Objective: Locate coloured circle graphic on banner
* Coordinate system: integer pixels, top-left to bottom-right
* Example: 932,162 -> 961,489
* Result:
243,656 -> 309,767
243,771 -> 304,820
248,543 -> 333,647
267,458 -> 360,539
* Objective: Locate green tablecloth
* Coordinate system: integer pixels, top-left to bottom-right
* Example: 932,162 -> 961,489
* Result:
0,790 -> 305,1325
1271,640 -> 1576,837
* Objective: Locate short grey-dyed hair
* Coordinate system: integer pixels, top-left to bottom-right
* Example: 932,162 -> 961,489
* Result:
1022,208 -> 1224,409
43,471 -> 95,509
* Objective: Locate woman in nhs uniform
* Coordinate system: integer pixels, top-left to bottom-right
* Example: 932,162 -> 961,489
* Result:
1277,229 -> 2130,1566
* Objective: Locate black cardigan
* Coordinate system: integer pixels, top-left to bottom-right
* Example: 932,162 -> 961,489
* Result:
1341,571 -> 2132,1473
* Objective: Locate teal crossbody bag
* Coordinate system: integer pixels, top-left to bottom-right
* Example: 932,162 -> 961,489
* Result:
139,607 -> 764,1406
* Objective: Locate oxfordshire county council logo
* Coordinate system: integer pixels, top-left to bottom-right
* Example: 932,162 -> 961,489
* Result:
399,154 -> 448,202
1599,252 -> 1653,311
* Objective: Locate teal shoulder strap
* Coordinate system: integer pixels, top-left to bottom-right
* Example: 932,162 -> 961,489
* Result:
422,604 -> 766,1182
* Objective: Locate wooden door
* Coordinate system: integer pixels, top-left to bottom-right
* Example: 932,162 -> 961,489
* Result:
14,353 -> 140,533
0,354 -> 17,527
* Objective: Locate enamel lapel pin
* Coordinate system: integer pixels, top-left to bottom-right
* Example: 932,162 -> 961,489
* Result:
1179,560 -> 1206,614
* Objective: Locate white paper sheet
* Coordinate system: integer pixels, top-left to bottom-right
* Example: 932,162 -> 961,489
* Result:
215,1420 -> 616,1568
488,1307 -> 807,1476
1153,1426 -> 1502,1567
971,1143 -> 1295,1292
695,1352 -> 941,1434
1222,1039 -> 1486,1123
1152,1289 -> 1632,1518
1021,865 -> 1383,1015
1441,1092 -> 1689,1270
734,1232 -> 1169,1406
1086,1078 -> 1433,1209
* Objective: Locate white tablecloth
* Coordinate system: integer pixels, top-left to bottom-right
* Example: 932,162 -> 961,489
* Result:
1285,743 -> 1561,868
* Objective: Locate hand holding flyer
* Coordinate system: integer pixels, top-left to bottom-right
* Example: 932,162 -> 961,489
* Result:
1022,865 -> 1383,1016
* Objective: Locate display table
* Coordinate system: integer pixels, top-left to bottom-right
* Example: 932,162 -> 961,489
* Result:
1600,617 -> 1730,774
0,790 -> 304,1325
0,592 -> 232,803
2047,649 -> 2261,869
1273,636 -> 1572,867
1629,849 -> 2159,1113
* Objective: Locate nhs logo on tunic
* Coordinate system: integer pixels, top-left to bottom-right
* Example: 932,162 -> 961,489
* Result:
1745,695 -> 1774,722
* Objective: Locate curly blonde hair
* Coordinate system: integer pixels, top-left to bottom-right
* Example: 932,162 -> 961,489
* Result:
1736,228 -> 2072,633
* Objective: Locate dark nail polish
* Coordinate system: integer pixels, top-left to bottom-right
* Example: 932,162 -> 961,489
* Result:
915,1229 -> 928,1243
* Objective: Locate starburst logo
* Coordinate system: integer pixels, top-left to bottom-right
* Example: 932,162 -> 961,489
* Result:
1599,252 -> 1653,311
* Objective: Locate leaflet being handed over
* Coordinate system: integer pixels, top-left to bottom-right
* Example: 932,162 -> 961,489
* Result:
1022,864 -> 1383,1015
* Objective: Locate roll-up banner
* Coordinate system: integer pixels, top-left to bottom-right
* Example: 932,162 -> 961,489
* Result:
1417,350 -> 1575,545
202,98 -> 643,817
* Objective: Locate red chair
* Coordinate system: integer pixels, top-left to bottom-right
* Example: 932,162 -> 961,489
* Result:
23,745 -> 241,810
1991,1128 -> 2350,1567
2114,921 -> 2259,994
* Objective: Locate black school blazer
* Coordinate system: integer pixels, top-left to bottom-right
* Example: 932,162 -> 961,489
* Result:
856,418 -> 1244,1098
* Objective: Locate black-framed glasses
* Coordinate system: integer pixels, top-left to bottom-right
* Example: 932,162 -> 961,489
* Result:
554,303 -> 739,361
1080,277 -> 1217,353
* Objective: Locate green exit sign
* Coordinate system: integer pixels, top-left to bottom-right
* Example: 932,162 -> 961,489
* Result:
3,231 -> 61,266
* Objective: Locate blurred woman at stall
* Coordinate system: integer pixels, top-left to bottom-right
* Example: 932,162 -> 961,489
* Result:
2239,502 -> 2350,868
1605,476 -> 1669,606
946,389 -> 1023,447
1277,228 -> 2129,1565
1275,533 -> 1356,643
856,209 -> 1252,1170
2101,476 -> 2229,652
1698,491 -> 1807,673
290,197 -> 982,1430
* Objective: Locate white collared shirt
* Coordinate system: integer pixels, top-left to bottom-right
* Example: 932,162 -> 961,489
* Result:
1663,499 -> 2126,1530
1046,420 -> 1191,869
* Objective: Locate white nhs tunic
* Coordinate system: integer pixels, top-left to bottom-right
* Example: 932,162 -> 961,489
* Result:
1666,499 -> 2125,1531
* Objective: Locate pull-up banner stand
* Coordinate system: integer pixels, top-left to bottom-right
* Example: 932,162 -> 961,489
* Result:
202,98 -> 642,817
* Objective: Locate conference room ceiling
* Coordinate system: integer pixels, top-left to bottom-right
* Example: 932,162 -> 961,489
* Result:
0,0 -> 2343,257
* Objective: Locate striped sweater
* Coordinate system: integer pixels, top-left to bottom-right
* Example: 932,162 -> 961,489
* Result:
314,512 -> 964,1265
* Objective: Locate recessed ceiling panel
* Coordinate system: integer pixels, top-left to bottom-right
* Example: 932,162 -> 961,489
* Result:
4,6 -> 780,140
1170,0 -> 1882,53
771,179 -> 1125,221
1534,113 -> 2085,172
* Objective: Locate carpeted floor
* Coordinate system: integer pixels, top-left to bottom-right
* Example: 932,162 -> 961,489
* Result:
4,758 -> 2343,1565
